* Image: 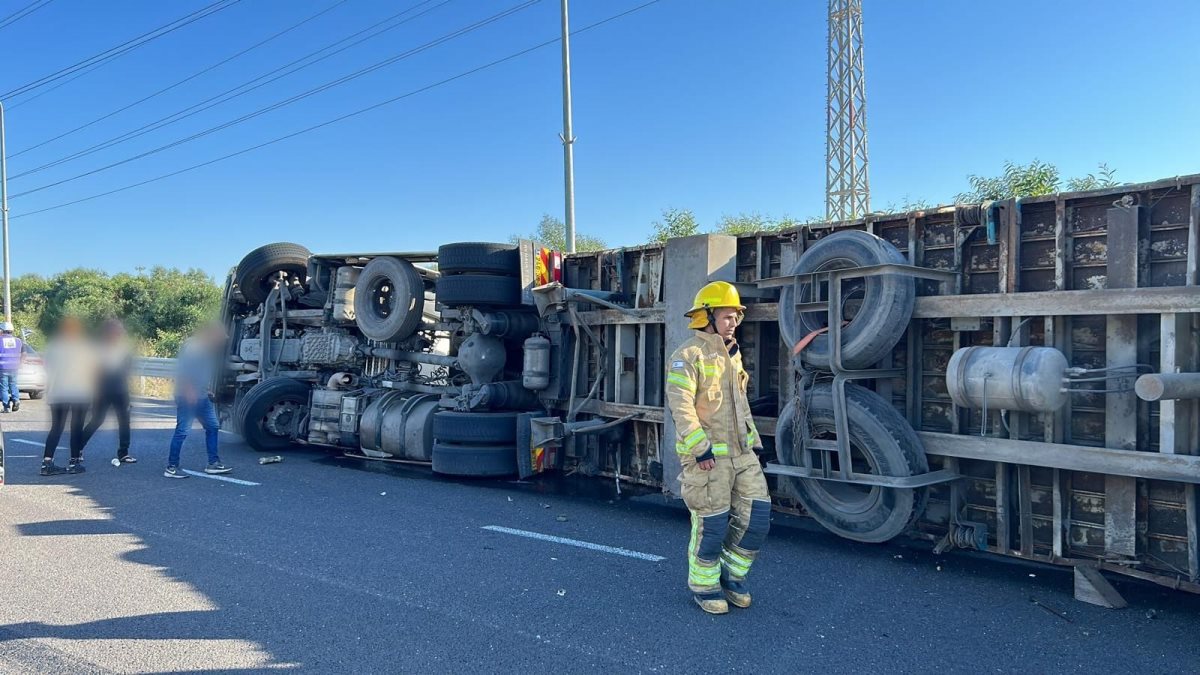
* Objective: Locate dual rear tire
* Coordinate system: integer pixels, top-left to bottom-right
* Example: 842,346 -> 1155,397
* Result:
430,410 -> 518,476
435,242 -> 521,308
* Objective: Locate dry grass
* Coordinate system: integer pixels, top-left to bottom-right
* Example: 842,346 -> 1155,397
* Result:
130,376 -> 173,400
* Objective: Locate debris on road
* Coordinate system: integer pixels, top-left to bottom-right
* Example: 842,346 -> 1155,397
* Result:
259,455 -> 283,465
1030,597 -> 1072,623
556,515 -> 568,522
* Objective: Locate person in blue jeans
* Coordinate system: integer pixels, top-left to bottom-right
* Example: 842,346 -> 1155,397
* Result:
165,322 -> 232,478
0,322 -> 24,412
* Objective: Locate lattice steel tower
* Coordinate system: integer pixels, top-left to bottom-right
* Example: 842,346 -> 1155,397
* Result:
825,0 -> 869,221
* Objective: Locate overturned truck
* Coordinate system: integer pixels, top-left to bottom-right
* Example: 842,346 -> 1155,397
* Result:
217,174 -> 1200,597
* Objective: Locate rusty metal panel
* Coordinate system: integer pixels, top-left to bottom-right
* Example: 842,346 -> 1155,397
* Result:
1103,206 -> 1143,558
569,173 -> 1200,592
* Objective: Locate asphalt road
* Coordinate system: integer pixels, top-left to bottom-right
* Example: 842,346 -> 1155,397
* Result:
1,398 -> 1199,673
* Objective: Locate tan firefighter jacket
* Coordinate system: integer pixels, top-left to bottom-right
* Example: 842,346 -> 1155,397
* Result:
665,330 -> 761,463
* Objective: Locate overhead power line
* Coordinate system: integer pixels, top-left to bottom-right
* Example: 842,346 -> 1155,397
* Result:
11,0 -> 351,158
11,0 -> 664,220
1,0 -> 240,101
0,0 -> 54,32
9,0 -> 535,196
11,0 -> 451,177
6,59 -> 108,111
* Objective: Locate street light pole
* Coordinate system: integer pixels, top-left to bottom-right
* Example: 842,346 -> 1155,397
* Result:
0,101 -> 10,325
559,0 -> 577,253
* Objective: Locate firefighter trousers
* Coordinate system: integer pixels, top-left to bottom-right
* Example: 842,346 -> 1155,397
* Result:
679,451 -> 771,593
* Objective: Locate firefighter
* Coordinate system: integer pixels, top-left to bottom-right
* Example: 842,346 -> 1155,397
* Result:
665,280 -> 771,615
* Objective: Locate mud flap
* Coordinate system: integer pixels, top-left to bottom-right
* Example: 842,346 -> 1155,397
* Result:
516,412 -> 561,479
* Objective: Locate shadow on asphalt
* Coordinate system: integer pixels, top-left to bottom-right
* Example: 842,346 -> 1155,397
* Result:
16,519 -> 130,537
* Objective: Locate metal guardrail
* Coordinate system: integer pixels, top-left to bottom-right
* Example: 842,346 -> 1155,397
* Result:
132,357 -> 176,379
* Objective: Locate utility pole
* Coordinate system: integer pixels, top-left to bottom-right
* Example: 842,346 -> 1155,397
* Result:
825,0 -> 869,221
0,101 -> 10,324
559,0 -> 577,253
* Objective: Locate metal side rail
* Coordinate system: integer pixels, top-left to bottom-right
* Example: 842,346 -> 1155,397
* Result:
132,357 -> 177,379
763,462 -> 959,488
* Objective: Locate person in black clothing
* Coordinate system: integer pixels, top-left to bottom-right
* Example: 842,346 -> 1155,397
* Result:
41,315 -> 96,476
80,319 -> 135,464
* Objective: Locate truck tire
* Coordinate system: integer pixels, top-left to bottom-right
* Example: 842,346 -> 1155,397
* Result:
354,256 -> 426,342
236,378 -> 310,452
432,410 -> 518,444
431,441 -> 518,477
775,382 -> 928,543
436,274 -> 520,307
235,242 -> 311,306
778,231 -> 914,370
437,242 -> 519,276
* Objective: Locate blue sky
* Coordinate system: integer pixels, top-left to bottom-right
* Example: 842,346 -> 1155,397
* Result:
2,0 -> 1198,280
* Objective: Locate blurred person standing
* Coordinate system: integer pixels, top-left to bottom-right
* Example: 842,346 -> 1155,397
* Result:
165,321 -> 232,478
0,322 -> 23,412
41,316 -> 97,476
80,319 -> 136,464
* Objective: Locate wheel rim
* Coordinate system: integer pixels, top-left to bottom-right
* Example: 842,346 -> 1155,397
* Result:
368,278 -> 395,320
797,256 -> 867,332
802,421 -> 882,515
255,269 -> 303,301
261,399 -> 302,438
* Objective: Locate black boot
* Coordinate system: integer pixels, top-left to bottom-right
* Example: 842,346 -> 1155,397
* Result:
40,460 -> 66,476
12,401 -> 20,412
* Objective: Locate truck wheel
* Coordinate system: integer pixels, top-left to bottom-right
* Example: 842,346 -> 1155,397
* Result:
432,410 -> 518,444
354,256 -> 426,342
435,274 -> 520,307
775,382 -> 928,543
235,242 -> 311,306
431,441 -> 518,477
437,242 -> 519,276
778,231 -> 914,370
237,378 -> 310,452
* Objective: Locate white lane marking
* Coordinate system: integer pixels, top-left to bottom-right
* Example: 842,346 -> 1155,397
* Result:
180,469 -> 260,486
481,525 -> 665,562
6,454 -> 38,458
11,438 -> 62,450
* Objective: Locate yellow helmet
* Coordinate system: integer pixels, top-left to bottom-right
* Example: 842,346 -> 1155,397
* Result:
685,281 -> 745,329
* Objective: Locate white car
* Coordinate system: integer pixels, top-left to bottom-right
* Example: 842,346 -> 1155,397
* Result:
17,344 -> 45,400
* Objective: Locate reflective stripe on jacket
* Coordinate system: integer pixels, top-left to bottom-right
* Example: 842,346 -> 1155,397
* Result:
665,330 -> 761,462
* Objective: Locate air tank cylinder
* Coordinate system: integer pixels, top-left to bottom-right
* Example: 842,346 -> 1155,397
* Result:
522,335 -> 551,390
946,346 -> 1069,413
332,266 -> 360,322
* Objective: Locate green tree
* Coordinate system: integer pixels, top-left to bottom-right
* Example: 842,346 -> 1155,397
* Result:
875,196 -> 932,214
511,214 -> 607,252
9,267 -> 221,356
956,159 -> 1061,203
713,212 -> 772,236
712,213 -> 821,235
1065,163 -> 1120,192
650,207 -> 700,243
